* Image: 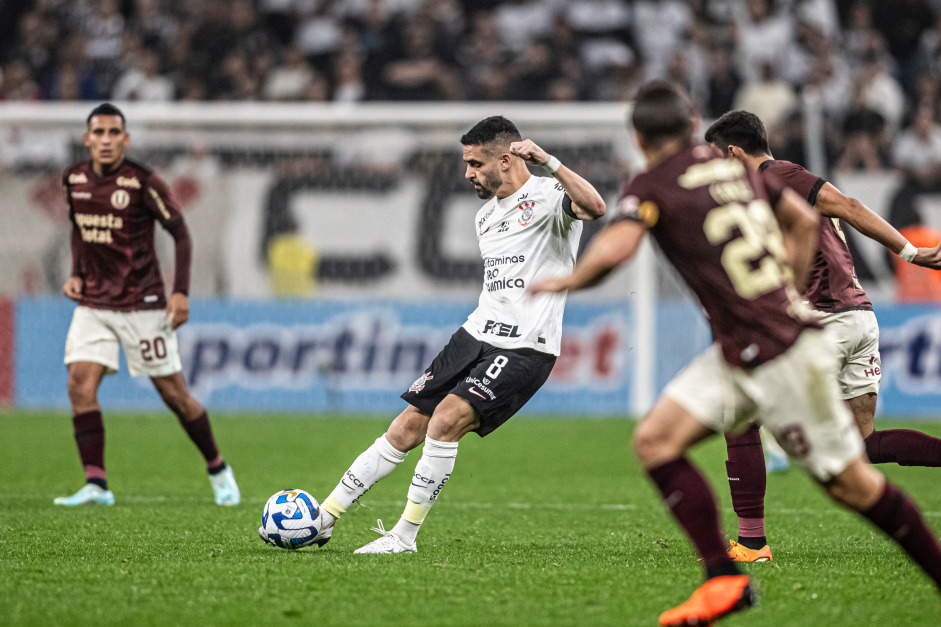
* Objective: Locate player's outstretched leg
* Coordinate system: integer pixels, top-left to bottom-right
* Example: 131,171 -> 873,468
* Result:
826,456 -> 941,594
724,425 -> 773,562
635,399 -> 755,626
316,406 -> 425,546
152,373 -> 239,505
851,393 -> 941,467
56,362 -> 114,506
355,396 -> 473,555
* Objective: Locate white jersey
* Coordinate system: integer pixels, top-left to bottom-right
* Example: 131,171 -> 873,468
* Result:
462,174 -> 582,355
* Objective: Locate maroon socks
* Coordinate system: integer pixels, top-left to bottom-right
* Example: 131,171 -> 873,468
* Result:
865,429 -> 941,467
179,411 -> 225,473
725,425 -> 767,549
73,410 -> 107,490
861,482 -> 941,592
648,457 -> 740,578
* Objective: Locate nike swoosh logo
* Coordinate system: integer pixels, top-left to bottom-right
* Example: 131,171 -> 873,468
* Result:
341,480 -> 354,491
468,387 -> 487,400
410,483 -> 426,489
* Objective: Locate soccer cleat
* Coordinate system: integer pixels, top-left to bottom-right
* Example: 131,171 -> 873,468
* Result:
353,519 -> 417,554
53,483 -> 115,506
727,539 -> 773,563
209,465 -> 240,506
658,575 -> 755,626
314,518 -> 334,547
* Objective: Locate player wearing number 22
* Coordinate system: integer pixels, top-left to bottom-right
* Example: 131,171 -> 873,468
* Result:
285,116 -> 605,554
55,103 -> 239,507
530,82 -> 941,626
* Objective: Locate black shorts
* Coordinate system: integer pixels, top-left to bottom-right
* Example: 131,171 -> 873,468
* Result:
400,327 -> 557,437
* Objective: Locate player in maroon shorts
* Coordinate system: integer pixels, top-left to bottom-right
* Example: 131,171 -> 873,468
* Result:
531,81 -> 941,626
54,103 -> 239,507
705,110 -> 941,562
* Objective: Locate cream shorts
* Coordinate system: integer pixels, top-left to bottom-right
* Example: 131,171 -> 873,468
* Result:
663,329 -> 864,481
64,306 -> 182,378
818,309 -> 881,400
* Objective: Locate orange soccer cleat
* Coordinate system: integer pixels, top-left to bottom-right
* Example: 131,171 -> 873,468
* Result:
658,574 -> 755,626
727,539 -> 773,563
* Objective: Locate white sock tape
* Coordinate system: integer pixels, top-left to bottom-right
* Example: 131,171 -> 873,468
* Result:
543,155 -> 561,174
899,241 -> 917,262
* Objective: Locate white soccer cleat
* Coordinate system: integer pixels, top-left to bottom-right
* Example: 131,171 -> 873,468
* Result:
53,483 -> 115,506
353,519 -> 417,554
210,465 -> 240,506
315,518 -> 335,547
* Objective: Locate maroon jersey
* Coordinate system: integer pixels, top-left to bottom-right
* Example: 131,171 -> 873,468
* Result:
64,159 -> 190,311
615,146 -> 817,368
758,160 -> 872,312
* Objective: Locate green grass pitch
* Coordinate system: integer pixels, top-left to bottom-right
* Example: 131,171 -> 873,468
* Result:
2,410 -> 941,626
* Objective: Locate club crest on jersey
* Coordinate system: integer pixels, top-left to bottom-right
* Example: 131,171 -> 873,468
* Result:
111,189 -> 130,210
409,372 -> 433,393
517,200 -> 536,227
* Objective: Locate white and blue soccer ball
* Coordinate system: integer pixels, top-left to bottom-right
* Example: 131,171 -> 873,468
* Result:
259,489 -> 323,550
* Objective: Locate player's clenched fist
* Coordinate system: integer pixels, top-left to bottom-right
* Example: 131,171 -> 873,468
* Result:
510,140 -> 550,167
63,276 -> 83,301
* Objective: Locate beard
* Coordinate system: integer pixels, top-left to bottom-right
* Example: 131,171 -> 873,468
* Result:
474,170 -> 503,199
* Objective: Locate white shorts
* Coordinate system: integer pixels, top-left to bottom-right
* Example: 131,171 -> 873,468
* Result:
818,309 -> 881,400
64,306 -> 182,378
663,329 -> 864,482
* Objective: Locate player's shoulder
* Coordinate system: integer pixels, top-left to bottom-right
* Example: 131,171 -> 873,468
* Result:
760,159 -> 811,177
531,174 -> 563,195
62,161 -> 92,184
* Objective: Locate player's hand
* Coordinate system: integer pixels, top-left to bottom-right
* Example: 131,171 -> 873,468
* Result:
510,140 -> 551,167
165,293 -> 189,330
528,276 -> 571,296
913,243 -> 941,270
63,276 -> 83,301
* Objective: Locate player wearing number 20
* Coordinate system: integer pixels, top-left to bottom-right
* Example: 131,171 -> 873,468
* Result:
302,116 -> 605,554
55,103 -> 239,507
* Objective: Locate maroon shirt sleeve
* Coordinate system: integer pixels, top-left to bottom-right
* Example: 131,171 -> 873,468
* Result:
611,174 -> 658,228
143,172 -> 191,296
759,160 -> 825,207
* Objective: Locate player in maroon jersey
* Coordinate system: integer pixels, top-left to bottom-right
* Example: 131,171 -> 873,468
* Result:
705,110 -> 941,563
55,103 -> 240,507
532,82 -> 941,626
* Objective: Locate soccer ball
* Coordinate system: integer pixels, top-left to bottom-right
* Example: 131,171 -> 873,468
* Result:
259,489 -> 324,550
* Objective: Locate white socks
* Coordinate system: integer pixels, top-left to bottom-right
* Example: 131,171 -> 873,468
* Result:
391,436 -> 459,543
322,435 -> 407,521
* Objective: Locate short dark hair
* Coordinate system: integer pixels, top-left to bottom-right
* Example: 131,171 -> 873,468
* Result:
460,116 -> 522,152
86,103 -> 126,128
704,110 -> 770,156
631,81 -> 693,146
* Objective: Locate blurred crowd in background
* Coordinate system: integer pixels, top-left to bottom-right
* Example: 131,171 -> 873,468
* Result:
4,0 -> 941,181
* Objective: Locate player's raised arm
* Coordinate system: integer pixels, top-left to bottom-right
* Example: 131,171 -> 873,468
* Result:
815,182 -> 941,269
509,140 -> 605,220
774,187 -> 819,292
529,219 -> 646,295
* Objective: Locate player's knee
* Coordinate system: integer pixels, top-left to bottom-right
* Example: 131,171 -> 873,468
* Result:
824,458 -> 884,511
633,420 -> 664,467
386,407 -> 430,451
67,373 -> 97,405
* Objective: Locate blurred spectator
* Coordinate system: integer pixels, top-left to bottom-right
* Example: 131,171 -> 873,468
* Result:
734,63 -> 797,134
84,0 -> 125,64
835,78 -> 886,173
893,106 -> 941,184
496,0 -> 556,52
332,53 -> 367,103
733,0 -> 795,85
873,0 -> 933,89
858,50 -> 906,132
296,2 -> 342,62
381,17 -> 459,100
264,46 -> 314,101
0,60 -> 40,101
632,0 -> 692,80
704,46 -> 741,119
130,0 -> 177,59
112,50 -> 174,101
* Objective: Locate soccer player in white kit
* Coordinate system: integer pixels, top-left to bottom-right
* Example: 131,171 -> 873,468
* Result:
261,116 -> 606,553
